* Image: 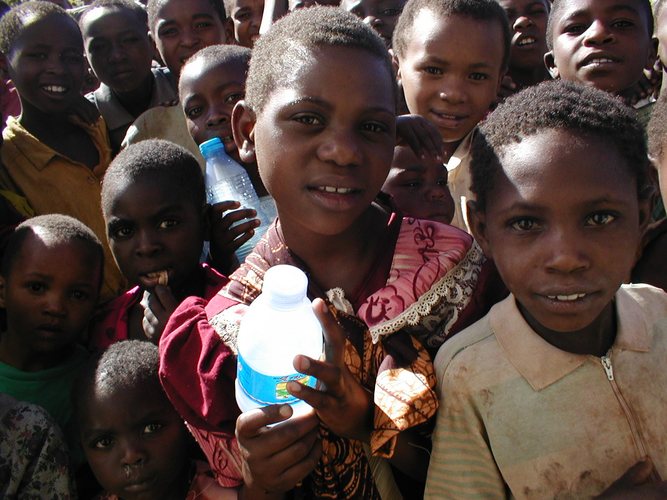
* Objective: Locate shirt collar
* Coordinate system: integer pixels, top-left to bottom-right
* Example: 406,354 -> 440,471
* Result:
491,286 -> 652,391
445,128 -> 476,173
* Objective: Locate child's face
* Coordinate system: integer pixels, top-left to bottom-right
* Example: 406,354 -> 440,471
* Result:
80,383 -> 189,499
3,14 -> 85,115
0,234 -> 100,356
498,0 -> 549,71
545,0 -> 655,95
382,144 -> 454,224
152,0 -> 227,78
81,7 -> 154,94
470,129 -> 648,338
343,0 -> 406,47
228,0 -> 263,48
234,46 -> 396,239
104,179 -> 206,292
180,58 -> 246,157
396,11 -> 505,145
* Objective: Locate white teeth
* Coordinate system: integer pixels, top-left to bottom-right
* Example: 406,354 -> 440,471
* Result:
43,85 -> 66,93
517,37 -> 536,46
586,58 -> 614,65
318,186 -> 354,194
547,293 -> 587,301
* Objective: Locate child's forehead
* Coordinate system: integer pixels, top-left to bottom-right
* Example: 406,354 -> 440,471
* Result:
107,176 -> 199,215
156,0 -> 218,22
81,5 -> 146,32
16,13 -> 82,46
182,57 -> 248,85
552,0 -> 650,25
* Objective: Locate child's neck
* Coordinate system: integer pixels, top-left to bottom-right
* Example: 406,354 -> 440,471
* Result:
0,331 -> 70,371
518,300 -> 617,357
443,138 -> 464,161
280,203 -> 390,296
113,73 -> 155,118
508,65 -> 550,90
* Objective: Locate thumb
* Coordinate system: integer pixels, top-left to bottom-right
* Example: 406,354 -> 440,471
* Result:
151,284 -> 179,312
312,298 -> 345,367
614,458 -> 654,488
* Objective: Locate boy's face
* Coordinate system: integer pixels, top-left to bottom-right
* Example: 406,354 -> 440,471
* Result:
229,0 -> 263,48
233,46 -> 396,239
382,144 -> 454,224
343,0 -> 406,47
498,0 -> 549,71
152,0 -> 227,78
470,129 -> 648,338
3,14 -> 85,115
180,58 -> 246,159
81,7 -> 154,94
545,0 -> 655,95
104,178 -> 206,292
0,234 -> 101,356
80,383 -> 189,499
396,11 -> 505,145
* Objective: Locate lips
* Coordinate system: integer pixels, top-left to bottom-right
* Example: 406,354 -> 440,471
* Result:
514,34 -> 538,48
579,52 -> 621,69
41,84 -> 68,95
429,109 -> 469,131
138,269 -> 171,289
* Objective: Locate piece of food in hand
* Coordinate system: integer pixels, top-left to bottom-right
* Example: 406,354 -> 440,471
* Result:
143,270 -> 169,288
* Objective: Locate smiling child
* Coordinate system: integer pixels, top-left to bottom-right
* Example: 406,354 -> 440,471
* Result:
426,80 -> 667,498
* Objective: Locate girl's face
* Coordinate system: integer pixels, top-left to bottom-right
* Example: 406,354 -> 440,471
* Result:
498,0 -> 549,71
80,383 -> 189,500
234,46 -> 396,241
470,129 -> 648,341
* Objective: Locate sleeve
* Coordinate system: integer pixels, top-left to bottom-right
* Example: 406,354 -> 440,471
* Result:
424,357 -> 507,499
158,296 -> 240,435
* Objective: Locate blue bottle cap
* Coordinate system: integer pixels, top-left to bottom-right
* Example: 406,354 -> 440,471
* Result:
199,137 -> 226,158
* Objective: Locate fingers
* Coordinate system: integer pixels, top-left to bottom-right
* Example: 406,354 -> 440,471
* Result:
237,404 -> 294,438
150,284 -> 179,313
618,459 -> 655,486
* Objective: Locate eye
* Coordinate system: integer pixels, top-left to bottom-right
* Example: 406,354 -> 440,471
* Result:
611,19 -> 634,29
436,177 -> 448,187
109,224 -> 134,240
586,212 -> 616,226
158,27 -> 178,38
361,121 -> 388,133
185,105 -> 203,119
562,23 -> 586,35
224,92 -> 244,104
158,218 -> 179,230
469,72 -> 489,81
381,8 -> 401,16
93,436 -> 114,449
423,66 -> 442,76
401,180 -> 422,188
293,114 -> 322,126
25,281 -> 46,294
70,289 -> 90,301
27,52 -> 48,60
509,217 -> 541,232
194,21 -> 214,30
143,423 -> 163,434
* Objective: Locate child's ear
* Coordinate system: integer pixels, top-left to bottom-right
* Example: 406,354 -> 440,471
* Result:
467,200 -> 493,259
392,52 -> 402,86
232,100 -> 257,164
544,51 -> 559,79
646,37 -> 659,70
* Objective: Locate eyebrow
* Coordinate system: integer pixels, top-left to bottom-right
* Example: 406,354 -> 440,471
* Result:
561,3 -> 641,21
420,55 -> 496,70
284,96 -> 395,115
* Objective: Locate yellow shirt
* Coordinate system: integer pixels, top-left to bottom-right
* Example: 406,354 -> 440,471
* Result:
1,116 -> 123,302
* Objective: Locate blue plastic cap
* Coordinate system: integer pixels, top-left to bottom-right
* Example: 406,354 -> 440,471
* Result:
199,137 -> 227,158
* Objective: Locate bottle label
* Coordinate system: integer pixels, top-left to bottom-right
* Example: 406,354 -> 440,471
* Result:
237,352 -> 317,406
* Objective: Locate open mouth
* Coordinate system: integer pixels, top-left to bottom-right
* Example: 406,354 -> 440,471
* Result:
314,186 -> 357,194
139,269 -> 170,288
42,85 -> 67,95
516,36 -> 536,47
546,293 -> 587,302
580,53 -> 620,69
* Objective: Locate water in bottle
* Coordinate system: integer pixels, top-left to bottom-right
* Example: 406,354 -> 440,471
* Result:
235,265 -> 324,418
199,137 -> 269,262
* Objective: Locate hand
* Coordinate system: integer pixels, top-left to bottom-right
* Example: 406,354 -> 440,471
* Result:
625,64 -> 662,106
236,404 -> 321,493
396,114 -> 445,162
208,201 -> 260,273
140,286 -> 179,344
597,458 -> 667,499
287,298 -> 374,442
68,93 -> 101,125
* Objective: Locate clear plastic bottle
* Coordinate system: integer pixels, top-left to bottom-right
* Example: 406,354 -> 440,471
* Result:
235,265 -> 324,418
199,137 -> 269,263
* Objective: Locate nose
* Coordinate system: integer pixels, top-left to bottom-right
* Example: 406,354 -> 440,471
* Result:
583,20 -> 614,45
316,127 -> 363,167
180,27 -> 200,48
439,77 -> 466,104
545,227 -> 590,274
46,55 -> 66,75
43,291 -> 66,317
108,42 -> 126,63
426,183 -> 449,201
206,106 -> 229,128
513,15 -> 533,31
135,229 -> 161,258
120,438 -> 147,468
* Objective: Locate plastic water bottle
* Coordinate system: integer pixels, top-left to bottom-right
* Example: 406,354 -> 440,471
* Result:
235,265 -> 324,418
199,137 -> 269,263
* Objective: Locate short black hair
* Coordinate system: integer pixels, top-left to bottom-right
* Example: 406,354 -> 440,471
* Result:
73,340 -> 162,421
392,0 -> 511,69
101,139 -> 206,217
78,0 -> 148,30
179,44 -> 251,91
1,214 -> 104,284
245,6 -> 395,114
547,0 -> 653,50
146,0 -> 226,32
648,92 -> 667,161
470,80 -> 650,212
0,1 -> 76,54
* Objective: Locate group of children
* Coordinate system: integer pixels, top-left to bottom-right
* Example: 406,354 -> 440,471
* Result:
0,0 -> 666,497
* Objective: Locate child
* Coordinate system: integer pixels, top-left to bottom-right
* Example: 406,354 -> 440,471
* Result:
0,1 -> 122,301
382,141 -> 455,224
392,0 -> 510,231
0,214 -> 102,456
225,0 -> 263,48
633,91 -> 667,290
498,0 -> 551,97
75,340 -> 237,499
122,0 -> 230,166
80,0 -> 179,154
159,7 -> 502,498
89,139 -> 228,351
343,0 -> 407,48
544,0 -> 656,107
425,80 -> 667,498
